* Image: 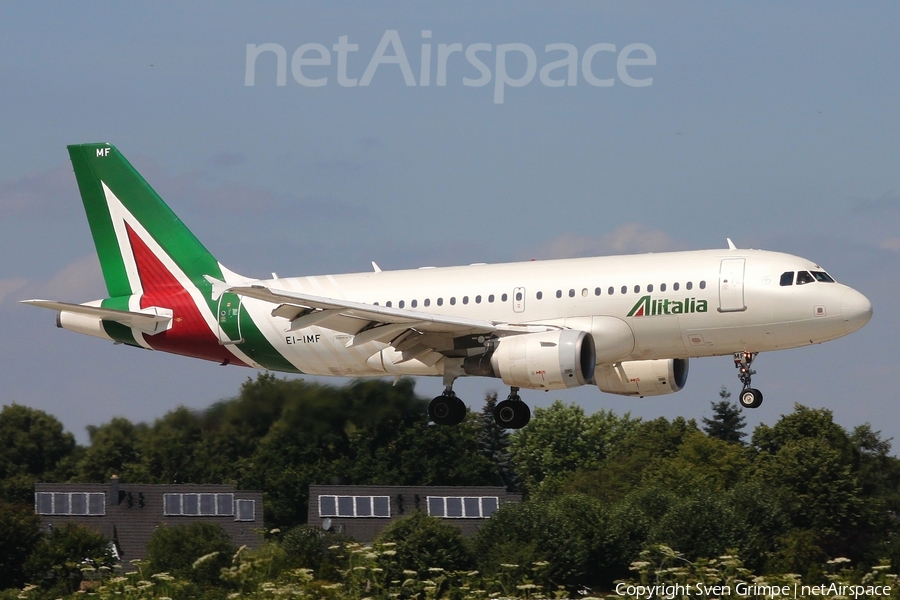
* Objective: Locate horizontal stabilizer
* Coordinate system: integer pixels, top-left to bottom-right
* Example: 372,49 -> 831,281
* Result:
20,299 -> 173,334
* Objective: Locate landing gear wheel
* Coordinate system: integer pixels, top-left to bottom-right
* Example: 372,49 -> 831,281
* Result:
493,396 -> 531,429
429,394 -> 466,426
739,388 -> 763,409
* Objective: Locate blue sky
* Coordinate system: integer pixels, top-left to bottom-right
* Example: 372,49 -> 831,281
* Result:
1,2 -> 898,445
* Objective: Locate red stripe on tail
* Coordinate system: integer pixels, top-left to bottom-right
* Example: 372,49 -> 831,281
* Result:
126,223 -> 248,366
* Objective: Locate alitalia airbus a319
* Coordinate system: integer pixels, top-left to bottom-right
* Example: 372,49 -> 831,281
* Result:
22,144 -> 872,428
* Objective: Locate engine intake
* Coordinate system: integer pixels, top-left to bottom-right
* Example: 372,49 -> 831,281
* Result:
465,330 -> 595,390
595,358 -> 689,397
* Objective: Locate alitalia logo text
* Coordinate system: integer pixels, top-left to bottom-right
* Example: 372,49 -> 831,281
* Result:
627,295 -> 708,317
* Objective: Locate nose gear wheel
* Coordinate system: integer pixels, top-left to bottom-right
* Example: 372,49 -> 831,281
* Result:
734,352 -> 764,409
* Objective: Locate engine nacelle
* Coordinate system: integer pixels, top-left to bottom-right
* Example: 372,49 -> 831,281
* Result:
471,330 -> 595,390
595,358 -> 689,397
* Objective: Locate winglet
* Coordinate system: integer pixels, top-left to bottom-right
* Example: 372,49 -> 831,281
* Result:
726,238 -> 737,250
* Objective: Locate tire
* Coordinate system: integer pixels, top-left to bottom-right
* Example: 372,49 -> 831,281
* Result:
429,395 -> 466,425
739,388 -> 763,409
493,399 -> 531,429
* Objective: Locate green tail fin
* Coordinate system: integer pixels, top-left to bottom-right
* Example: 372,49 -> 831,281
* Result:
67,143 -> 225,298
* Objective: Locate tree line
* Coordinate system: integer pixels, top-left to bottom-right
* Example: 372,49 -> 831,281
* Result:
2,375 -> 900,596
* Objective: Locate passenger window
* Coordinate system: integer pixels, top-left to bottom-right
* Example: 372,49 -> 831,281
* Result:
462,296 -> 469,305
647,284 -> 653,292
686,282 -> 693,291
594,287 -> 601,296
373,302 -> 379,306
569,289 -> 575,298
780,272 -> 794,286
699,281 -> 706,290
437,298 -> 443,306
424,299 -> 430,307
582,288 -> 588,297
536,291 -> 542,300
399,300 -> 405,308
411,300 -> 417,308
475,295 -> 481,304
502,293 -> 508,302
556,290 -> 562,299
796,271 -> 814,285
673,282 -> 680,291
386,301 -> 393,307
621,286 -> 627,294
608,287 -> 614,295
811,271 -> 835,283
660,283 -> 667,292
489,294 -> 495,302
634,285 -> 640,294
450,297 -> 456,305
515,291 -> 523,301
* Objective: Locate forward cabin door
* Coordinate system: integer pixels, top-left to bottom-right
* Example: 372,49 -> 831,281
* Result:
718,258 -> 746,312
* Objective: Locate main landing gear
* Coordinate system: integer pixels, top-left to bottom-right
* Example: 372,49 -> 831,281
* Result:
734,351 -> 763,409
428,385 -> 532,429
428,387 -> 467,426
493,387 -> 531,429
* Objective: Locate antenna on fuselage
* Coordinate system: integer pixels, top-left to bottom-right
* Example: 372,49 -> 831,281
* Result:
726,238 -> 737,250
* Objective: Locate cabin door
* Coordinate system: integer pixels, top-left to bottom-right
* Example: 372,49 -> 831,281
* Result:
718,258 -> 746,312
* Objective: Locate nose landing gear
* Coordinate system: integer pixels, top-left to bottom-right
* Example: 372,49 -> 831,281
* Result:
493,387 -> 531,429
734,352 -> 764,409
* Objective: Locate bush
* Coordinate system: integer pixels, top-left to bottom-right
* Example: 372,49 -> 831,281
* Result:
24,522 -> 114,595
145,522 -> 236,586
375,512 -> 475,579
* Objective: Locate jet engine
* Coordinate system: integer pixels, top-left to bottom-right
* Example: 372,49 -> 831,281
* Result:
595,358 -> 689,397
464,330 -> 595,390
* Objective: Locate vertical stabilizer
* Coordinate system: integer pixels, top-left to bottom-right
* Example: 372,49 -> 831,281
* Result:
67,143 -> 225,298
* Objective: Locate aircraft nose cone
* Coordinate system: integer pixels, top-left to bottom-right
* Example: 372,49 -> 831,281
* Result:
841,288 -> 873,334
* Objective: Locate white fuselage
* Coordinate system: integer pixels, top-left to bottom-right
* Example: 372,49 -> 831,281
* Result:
231,248 -> 871,380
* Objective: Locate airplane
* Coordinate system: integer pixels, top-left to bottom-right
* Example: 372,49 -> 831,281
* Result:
21,143 -> 873,429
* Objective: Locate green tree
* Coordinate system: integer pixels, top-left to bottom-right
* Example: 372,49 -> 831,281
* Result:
564,416 -> 698,503
510,401 -> 638,495
472,494 -> 607,589
145,522 -> 235,585
0,499 -> 42,590
702,387 -> 746,444
641,431 -> 750,493
74,417 -> 146,482
24,522 -> 114,595
477,393 -> 519,489
0,404 -> 76,503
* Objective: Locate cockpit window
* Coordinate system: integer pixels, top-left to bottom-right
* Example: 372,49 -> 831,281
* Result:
796,271 -> 815,285
779,272 -> 794,286
811,271 -> 835,283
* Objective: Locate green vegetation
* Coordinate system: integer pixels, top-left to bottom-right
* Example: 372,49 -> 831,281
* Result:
3,375 -> 900,598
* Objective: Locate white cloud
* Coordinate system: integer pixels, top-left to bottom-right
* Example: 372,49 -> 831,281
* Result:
11,255 -> 105,306
0,278 -> 28,304
526,223 -> 685,260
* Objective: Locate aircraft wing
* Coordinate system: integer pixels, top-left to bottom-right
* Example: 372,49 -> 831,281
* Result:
220,283 -> 555,363
20,299 -> 173,334
225,284 -> 539,334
